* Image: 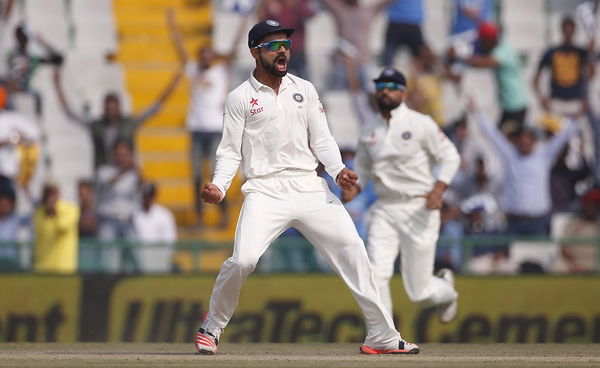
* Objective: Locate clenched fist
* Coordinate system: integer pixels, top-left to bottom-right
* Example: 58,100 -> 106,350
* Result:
336,168 -> 358,191
201,182 -> 224,204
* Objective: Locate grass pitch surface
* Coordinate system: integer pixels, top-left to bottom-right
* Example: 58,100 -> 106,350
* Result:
0,343 -> 598,368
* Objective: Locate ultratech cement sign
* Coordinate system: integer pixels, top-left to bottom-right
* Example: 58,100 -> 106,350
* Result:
0,275 -> 598,343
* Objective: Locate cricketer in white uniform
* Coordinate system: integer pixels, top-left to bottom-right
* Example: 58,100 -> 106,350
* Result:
194,21 -> 418,355
344,67 -> 460,323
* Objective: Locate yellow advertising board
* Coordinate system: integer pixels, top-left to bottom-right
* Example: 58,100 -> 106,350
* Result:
0,275 -> 81,342
0,275 -> 598,343
108,275 -> 600,344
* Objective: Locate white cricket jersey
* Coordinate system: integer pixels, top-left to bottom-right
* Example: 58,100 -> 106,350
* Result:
212,73 -> 345,197
354,103 -> 460,199
185,61 -> 229,133
133,204 -> 177,244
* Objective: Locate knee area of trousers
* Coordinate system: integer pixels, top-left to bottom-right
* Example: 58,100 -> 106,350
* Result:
228,257 -> 258,274
372,272 -> 393,284
410,293 -> 436,308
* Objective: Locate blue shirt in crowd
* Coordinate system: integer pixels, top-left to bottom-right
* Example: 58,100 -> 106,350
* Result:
388,0 -> 423,25
475,113 -> 577,217
452,0 -> 494,34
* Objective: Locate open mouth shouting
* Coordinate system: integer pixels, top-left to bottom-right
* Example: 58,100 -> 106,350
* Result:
275,54 -> 287,73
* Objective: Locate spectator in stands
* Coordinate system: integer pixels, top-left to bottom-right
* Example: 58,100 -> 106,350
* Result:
461,194 -> 509,274
133,182 -> 177,273
168,10 -> 245,228
445,116 -> 502,200
549,144 -> 591,213
77,179 -> 98,238
459,159 -> 505,258
469,100 -> 579,236
451,0 -> 495,37
458,157 -> 503,232
0,0 -> 14,35
52,66 -> 182,169
467,22 -> 528,133
533,16 -> 595,117
382,0 -> 431,69
552,187 -> 599,273
33,182 -> 79,274
257,0 -> 315,79
445,0 -> 495,85
589,109 -> 600,185
0,179 -> 27,269
318,0 -> 395,92
95,139 -> 140,272
0,85 -> 41,202
5,24 -> 63,115
405,47 -> 447,126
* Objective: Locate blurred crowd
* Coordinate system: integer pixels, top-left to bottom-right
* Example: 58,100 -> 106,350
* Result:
0,0 -> 599,275
0,8 -> 179,273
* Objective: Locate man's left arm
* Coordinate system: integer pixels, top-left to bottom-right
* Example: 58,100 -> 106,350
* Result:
306,84 -> 346,182
544,118 -> 579,162
467,54 -> 499,68
422,118 -> 461,209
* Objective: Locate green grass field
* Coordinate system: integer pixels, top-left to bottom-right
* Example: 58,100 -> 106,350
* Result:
0,343 -> 599,368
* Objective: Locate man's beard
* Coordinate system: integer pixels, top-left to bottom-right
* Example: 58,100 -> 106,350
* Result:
376,95 -> 402,111
260,52 -> 288,77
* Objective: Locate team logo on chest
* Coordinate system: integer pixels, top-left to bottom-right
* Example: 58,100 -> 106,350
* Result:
293,93 -> 304,103
402,131 -> 412,140
249,97 -> 264,116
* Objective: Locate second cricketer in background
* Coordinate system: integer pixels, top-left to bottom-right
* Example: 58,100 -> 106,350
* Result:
343,67 -> 460,323
194,21 -> 418,355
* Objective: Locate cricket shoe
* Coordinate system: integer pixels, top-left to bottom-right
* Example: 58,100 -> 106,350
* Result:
360,340 -> 420,354
194,328 -> 219,355
437,268 -> 458,323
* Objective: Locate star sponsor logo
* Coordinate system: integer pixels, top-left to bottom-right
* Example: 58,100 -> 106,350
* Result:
367,132 -> 377,146
249,97 -> 264,116
437,128 -> 447,141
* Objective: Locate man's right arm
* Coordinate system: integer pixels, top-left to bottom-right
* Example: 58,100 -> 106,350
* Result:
210,92 -> 245,199
472,111 -> 515,162
342,140 -> 371,203
52,67 -> 89,126
533,49 -> 551,110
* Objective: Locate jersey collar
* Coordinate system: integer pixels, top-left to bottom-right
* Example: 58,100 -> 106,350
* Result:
390,102 -> 408,122
249,73 -> 295,93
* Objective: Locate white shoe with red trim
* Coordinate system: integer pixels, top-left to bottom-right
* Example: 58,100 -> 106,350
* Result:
194,328 -> 219,355
359,340 -> 420,354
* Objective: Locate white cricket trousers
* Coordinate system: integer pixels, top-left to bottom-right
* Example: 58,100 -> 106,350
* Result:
202,172 -> 401,348
367,198 -> 458,315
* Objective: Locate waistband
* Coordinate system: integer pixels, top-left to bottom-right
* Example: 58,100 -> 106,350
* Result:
377,193 -> 422,202
251,169 -> 316,180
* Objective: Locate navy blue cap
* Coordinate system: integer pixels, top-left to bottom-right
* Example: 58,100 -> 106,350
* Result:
248,20 -> 294,48
373,67 -> 407,87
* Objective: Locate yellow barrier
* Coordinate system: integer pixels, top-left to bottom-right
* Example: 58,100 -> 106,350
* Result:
1,275 -> 598,343
0,275 -> 81,342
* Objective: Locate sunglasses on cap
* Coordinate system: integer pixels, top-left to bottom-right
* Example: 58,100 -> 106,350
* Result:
375,82 -> 405,91
253,39 -> 292,51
